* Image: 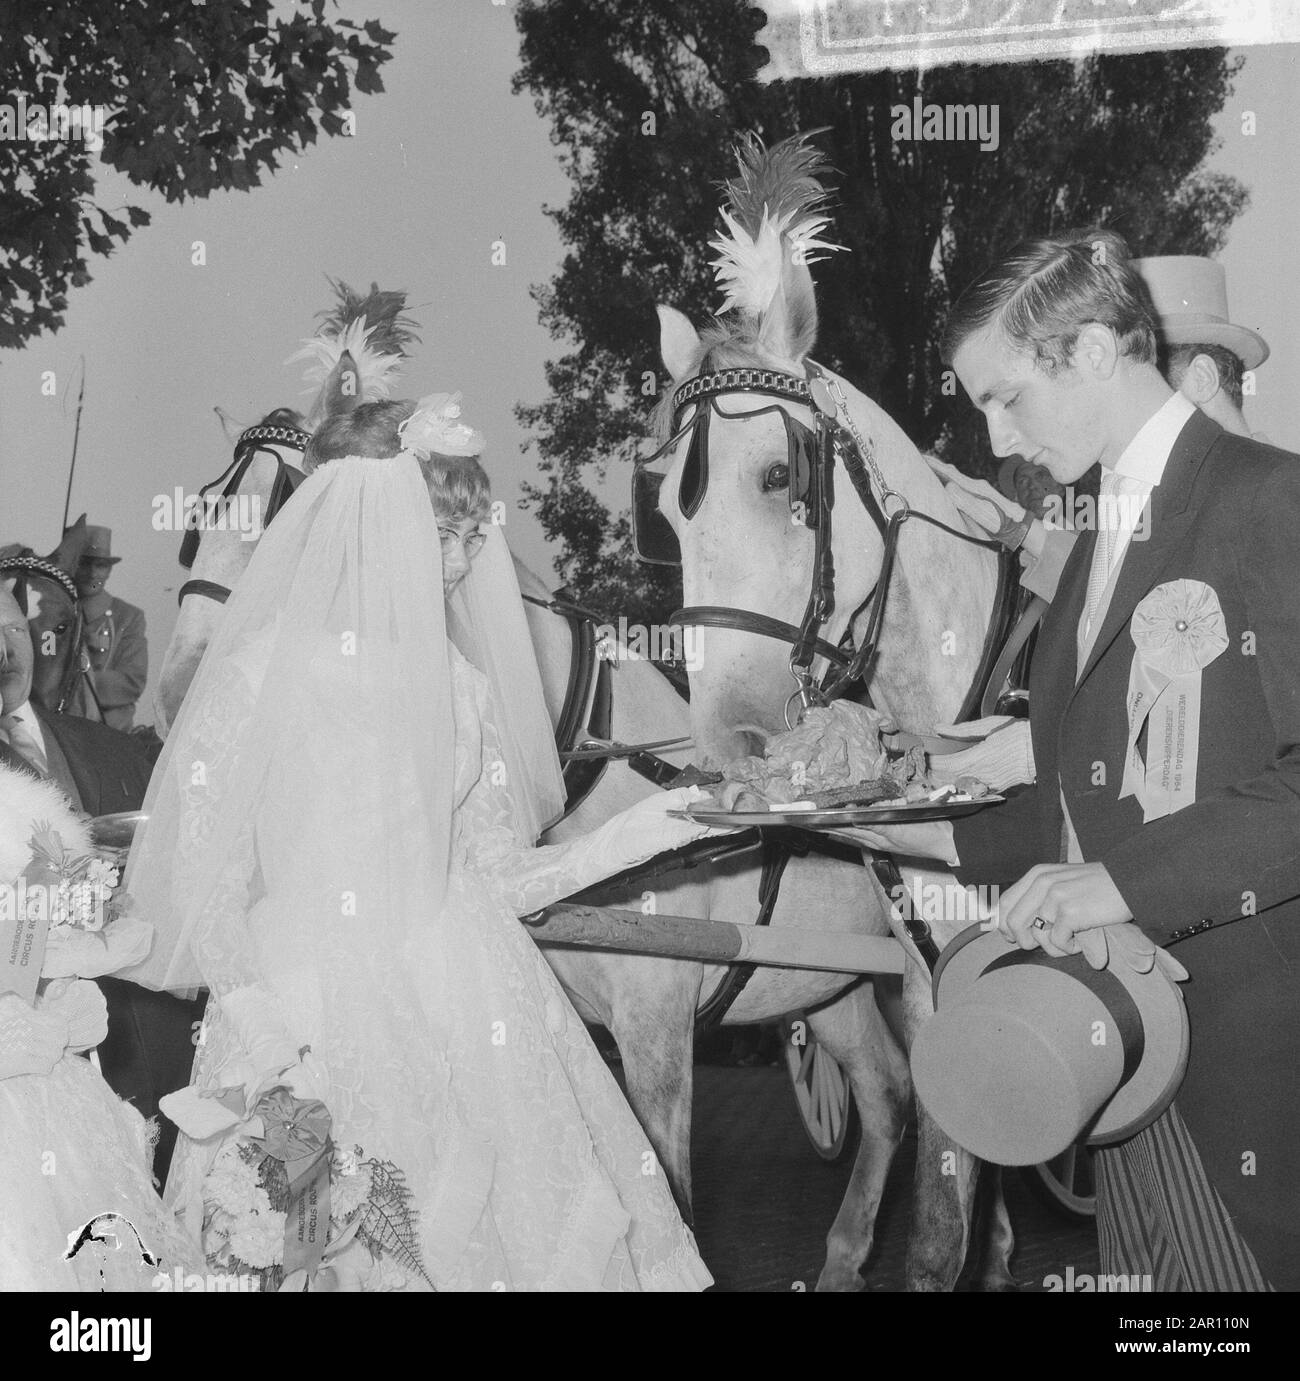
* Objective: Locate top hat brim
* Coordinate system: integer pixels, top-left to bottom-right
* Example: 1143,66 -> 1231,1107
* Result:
1160,318 -> 1270,373
930,924 -> 1188,1149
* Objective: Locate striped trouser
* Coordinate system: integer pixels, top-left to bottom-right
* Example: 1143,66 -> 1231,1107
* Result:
1094,1102 -> 1271,1291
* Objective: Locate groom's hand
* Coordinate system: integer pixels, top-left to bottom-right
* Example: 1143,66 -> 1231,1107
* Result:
996,861 -> 1133,956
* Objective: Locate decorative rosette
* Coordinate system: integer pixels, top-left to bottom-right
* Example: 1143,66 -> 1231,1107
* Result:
1129,578 -> 1229,678
397,392 -> 485,458
1120,580 -> 1228,822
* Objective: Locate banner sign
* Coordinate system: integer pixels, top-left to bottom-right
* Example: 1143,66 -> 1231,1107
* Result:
756,1 -> 1300,80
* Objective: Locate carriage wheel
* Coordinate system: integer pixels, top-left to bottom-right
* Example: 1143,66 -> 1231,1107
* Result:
1023,1145 -> 1097,1221
782,1014 -> 858,1163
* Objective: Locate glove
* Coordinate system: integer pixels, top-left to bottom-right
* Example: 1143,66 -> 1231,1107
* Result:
594,785 -> 734,871
927,720 -> 1035,791
1072,923 -> 1189,982
923,456 -> 1032,548
40,978 -> 109,1053
0,991 -> 73,1078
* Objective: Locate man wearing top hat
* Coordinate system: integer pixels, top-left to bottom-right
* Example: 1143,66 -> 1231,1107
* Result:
858,228 -> 1300,1290
68,525 -> 148,732
1145,254 -> 1269,442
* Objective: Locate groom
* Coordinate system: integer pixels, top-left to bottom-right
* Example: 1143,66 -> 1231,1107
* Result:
866,229 -> 1300,1289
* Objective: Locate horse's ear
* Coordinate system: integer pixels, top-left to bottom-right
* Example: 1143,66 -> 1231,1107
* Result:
47,514 -> 88,572
306,350 -> 362,427
657,305 -> 702,383
756,255 -> 818,367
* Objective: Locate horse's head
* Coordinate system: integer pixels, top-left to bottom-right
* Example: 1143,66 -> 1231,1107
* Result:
2,525 -> 88,714
158,284 -> 419,735
655,305 -> 893,763
156,424 -> 308,734
26,571 -> 83,710
652,133 -> 997,765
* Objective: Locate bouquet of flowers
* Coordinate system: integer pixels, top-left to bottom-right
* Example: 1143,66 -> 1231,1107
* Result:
0,766 -> 151,1004
162,989 -> 434,1292
26,821 -> 151,984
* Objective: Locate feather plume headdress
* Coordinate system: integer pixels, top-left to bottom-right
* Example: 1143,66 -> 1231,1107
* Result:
287,280 -> 422,426
708,131 -> 844,319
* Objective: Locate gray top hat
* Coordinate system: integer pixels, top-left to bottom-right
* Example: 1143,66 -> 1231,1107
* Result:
1133,255 -> 1269,372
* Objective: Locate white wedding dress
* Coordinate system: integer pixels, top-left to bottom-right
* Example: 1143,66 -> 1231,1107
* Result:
0,984 -> 207,1291
164,641 -> 711,1292
0,764 -> 205,1292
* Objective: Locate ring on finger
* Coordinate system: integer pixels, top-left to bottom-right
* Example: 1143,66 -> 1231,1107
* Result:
1031,916 -> 1049,932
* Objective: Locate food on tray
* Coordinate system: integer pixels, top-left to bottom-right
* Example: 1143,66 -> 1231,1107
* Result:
667,763 -> 725,790
804,777 -> 905,809
690,702 -> 990,814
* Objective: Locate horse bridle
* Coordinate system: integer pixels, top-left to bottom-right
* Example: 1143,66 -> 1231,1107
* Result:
0,556 -> 91,714
645,365 -> 1014,728
176,423 -> 312,605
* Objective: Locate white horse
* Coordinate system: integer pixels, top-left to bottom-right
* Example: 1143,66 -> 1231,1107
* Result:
647,130 -> 1019,1289
156,449 -> 921,1291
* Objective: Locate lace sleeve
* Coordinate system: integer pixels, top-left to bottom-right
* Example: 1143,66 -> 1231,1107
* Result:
456,694 -> 619,915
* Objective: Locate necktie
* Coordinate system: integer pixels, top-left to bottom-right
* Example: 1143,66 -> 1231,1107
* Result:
1083,467 -> 1123,638
0,713 -> 50,776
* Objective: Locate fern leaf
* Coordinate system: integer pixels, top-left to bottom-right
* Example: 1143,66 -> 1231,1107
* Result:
356,1159 -> 436,1290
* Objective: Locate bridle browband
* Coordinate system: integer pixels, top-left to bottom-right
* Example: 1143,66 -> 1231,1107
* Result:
654,365 -> 1014,727
176,423 -> 312,606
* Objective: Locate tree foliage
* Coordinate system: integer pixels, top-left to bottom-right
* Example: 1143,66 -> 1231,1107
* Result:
512,0 -> 1246,624
0,0 -> 396,349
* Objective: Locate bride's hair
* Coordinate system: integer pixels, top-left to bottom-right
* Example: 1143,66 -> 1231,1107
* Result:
304,399 -> 491,521
422,454 -> 491,524
303,399 -> 414,470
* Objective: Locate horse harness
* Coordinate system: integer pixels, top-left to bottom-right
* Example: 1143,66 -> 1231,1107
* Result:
173,406 -> 1026,1003
635,364 -> 1044,969
0,555 -> 97,716
176,423 -> 312,606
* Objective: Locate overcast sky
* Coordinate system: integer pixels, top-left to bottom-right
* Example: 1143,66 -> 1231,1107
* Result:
2,8 -> 1296,726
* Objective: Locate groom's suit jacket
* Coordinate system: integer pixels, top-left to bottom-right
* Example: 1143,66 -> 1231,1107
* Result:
952,409 -> 1300,1289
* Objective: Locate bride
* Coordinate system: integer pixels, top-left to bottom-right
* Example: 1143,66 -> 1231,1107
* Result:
123,392 -> 722,1291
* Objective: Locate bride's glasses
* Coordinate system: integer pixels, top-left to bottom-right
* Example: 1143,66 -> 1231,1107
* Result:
438,523 -> 487,557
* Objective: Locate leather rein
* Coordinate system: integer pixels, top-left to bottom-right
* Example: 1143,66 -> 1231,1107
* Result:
651,365 -> 1015,727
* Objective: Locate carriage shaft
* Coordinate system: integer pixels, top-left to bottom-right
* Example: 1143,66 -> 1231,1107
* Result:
526,903 -> 905,975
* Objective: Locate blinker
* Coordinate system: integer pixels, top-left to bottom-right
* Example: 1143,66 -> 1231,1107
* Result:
786,415 -> 819,528
631,464 -> 682,566
677,403 -> 711,521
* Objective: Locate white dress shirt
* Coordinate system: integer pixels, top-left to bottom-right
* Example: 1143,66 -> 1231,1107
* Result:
1065,390 -> 1197,863
3,698 -> 50,770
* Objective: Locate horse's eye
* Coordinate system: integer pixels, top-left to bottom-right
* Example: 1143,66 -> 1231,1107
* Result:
763,463 -> 790,493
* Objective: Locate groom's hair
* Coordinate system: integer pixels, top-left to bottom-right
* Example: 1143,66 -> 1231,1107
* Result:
303,399 -> 415,472
943,228 -> 1158,374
